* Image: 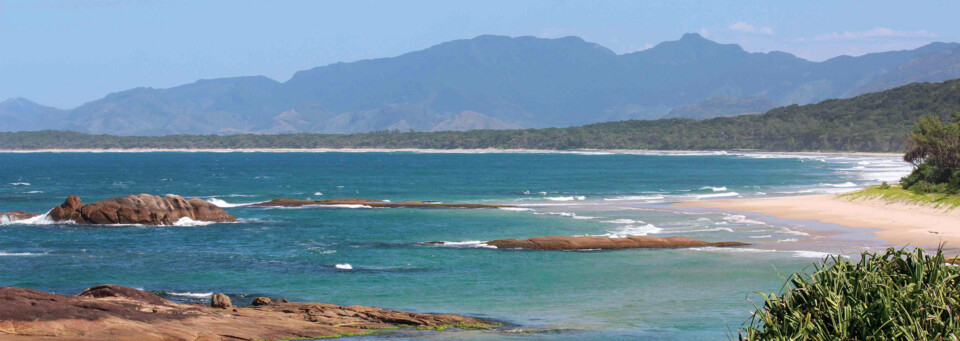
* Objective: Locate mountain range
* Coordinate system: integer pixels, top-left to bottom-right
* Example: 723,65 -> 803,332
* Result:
4,33 -> 960,135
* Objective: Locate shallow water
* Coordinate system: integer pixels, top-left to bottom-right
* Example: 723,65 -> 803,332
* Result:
0,152 -> 909,339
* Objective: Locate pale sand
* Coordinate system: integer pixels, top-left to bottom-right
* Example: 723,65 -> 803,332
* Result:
675,194 -> 960,248
0,148 -> 901,157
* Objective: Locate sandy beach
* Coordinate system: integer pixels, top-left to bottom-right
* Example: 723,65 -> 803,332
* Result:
676,194 -> 960,248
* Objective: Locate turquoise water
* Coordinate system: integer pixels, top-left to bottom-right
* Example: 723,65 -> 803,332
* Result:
0,152 -> 909,339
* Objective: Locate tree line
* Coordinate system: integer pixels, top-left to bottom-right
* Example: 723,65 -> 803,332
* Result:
2,79 -> 959,153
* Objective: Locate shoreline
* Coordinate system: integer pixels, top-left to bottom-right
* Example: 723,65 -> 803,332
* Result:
675,194 -> 960,248
0,147 -> 901,157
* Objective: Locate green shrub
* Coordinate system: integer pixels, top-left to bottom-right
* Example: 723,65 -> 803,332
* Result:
740,247 -> 960,341
909,180 -> 936,194
879,181 -> 891,189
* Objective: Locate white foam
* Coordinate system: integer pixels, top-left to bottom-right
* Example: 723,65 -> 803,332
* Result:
8,182 -> 30,186
170,217 -> 217,227
777,238 -> 800,243
335,263 -> 353,270
323,204 -> 373,209
722,214 -> 767,225
545,196 -> 586,201
603,195 -> 665,201
499,207 -> 535,212
819,182 -> 858,188
681,227 -> 735,233
3,210 -> 61,225
168,292 -> 213,298
700,186 -> 727,192
537,211 -> 595,220
206,198 -> 259,208
0,251 -> 46,256
601,219 -> 642,224
689,247 -> 777,254
432,240 -> 497,249
749,235 -> 772,239
314,192 -> 324,196
692,192 -> 739,199
24,190 -> 43,194
781,228 -> 810,236
605,224 -> 663,237
791,251 -> 838,258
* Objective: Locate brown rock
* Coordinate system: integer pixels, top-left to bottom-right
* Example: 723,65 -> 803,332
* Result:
78,284 -> 169,305
251,296 -> 272,306
0,285 -> 496,340
254,197 -> 510,209
483,235 -> 750,250
210,293 -> 232,309
0,211 -> 39,223
47,194 -> 237,225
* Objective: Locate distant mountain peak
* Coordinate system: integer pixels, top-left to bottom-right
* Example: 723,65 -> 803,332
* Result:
0,97 -> 55,111
679,32 -> 708,41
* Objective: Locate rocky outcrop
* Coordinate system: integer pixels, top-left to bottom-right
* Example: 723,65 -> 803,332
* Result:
481,235 -> 750,250
0,284 -> 497,340
210,293 -> 232,309
0,211 -> 38,224
254,198 -> 510,209
47,194 -> 237,225
251,297 -> 272,306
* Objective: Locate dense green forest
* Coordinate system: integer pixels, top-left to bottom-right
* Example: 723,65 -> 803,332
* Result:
2,79 -> 959,152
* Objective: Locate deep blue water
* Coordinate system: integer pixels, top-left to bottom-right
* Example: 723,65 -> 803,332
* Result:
0,152 -> 909,339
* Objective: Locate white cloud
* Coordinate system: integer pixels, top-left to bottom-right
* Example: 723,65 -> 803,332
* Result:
729,22 -> 774,35
813,27 -> 937,41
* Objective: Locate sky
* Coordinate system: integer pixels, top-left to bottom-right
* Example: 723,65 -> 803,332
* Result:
2,0 -> 958,109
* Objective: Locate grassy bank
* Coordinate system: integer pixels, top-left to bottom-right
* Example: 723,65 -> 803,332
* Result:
839,185 -> 960,210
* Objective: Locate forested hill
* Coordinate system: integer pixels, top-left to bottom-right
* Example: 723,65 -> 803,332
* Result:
2,79 -> 959,153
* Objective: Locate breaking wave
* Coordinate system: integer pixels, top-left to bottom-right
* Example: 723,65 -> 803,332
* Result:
545,196 -> 586,201
428,240 -> 497,249
0,251 -> 47,256
170,217 -> 217,227
168,291 -> 213,298
692,192 -> 739,199
605,224 -> 663,237
205,198 -> 261,208
499,207 -> 535,212
603,195 -> 664,201
818,182 -> 858,188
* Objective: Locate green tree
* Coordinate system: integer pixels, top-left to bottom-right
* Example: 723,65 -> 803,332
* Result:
900,113 -> 960,193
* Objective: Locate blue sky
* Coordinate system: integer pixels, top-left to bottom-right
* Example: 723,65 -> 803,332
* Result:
2,0 -> 958,108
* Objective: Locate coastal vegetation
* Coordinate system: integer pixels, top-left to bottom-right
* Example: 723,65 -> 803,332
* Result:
741,247 -> 960,340
840,184 -> 960,210
901,113 -> 960,194
2,79 -> 960,152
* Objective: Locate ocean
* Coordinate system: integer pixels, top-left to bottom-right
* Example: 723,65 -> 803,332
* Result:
0,151 -> 911,339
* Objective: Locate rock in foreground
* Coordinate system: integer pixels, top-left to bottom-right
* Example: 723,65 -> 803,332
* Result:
483,235 -> 749,250
0,284 -> 496,340
255,198 -> 510,209
47,194 -> 237,225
